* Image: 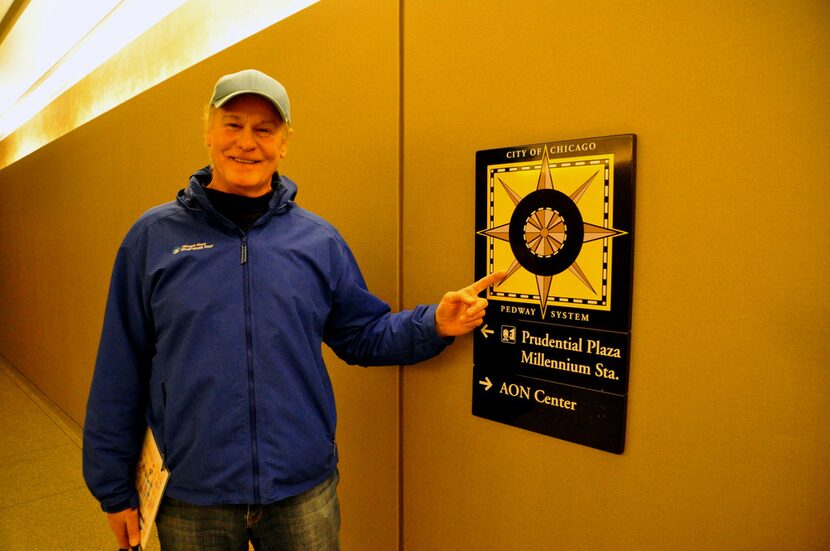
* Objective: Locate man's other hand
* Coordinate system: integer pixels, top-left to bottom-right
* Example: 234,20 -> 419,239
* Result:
107,507 -> 140,549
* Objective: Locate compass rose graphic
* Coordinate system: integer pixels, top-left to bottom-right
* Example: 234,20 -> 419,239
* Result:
477,147 -> 626,317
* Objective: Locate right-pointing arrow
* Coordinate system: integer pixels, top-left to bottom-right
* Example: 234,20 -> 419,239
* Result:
478,377 -> 493,391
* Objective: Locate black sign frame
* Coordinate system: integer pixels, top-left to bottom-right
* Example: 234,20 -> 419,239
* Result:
473,134 -> 636,454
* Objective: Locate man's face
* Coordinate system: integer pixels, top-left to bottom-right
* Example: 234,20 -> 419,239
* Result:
205,94 -> 291,197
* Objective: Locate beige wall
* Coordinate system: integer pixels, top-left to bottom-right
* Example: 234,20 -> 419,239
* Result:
402,0 -> 829,549
0,1 -> 401,549
0,0 -> 828,549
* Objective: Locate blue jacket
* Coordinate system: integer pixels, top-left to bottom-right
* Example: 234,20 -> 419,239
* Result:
83,167 -> 449,512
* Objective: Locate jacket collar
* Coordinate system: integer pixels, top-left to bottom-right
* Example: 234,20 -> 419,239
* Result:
177,166 -> 297,226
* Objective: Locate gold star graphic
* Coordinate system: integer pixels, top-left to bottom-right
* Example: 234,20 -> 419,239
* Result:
477,148 -> 625,317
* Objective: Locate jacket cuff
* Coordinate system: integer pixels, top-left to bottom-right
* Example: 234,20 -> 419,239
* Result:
100,492 -> 139,513
424,303 -> 455,345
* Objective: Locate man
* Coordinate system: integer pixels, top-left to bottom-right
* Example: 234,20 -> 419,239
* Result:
83,69 -> 503,550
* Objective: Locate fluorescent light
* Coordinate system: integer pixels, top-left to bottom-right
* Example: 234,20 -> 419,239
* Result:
0,0 -> 122,117
0,0 -> 319,165
0,0 -> 187,140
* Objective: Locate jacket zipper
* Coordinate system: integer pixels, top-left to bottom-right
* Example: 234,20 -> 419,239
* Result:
241,235 -> 261,504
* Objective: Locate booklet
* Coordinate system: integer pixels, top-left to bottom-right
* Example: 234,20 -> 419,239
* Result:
135,427 -> 169,550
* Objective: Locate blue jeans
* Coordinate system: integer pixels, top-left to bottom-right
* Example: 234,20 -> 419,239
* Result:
155,471 -> 340,551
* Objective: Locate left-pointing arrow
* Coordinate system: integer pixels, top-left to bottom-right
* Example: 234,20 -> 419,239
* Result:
478,377 -> 493,391
480,324 -> 494,338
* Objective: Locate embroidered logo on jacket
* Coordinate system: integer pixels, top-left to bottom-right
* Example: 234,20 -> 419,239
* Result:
172,242 -> 215,255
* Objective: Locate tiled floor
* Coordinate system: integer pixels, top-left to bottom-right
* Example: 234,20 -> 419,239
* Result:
0,356 -> 160,550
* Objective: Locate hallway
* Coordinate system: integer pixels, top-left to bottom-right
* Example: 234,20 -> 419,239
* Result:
0,355 -> 159,549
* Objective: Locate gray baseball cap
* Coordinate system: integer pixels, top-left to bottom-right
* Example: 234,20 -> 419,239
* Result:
210,69 -> 291,125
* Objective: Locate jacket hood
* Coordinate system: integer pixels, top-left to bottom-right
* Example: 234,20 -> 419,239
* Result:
177,165 -> 298,215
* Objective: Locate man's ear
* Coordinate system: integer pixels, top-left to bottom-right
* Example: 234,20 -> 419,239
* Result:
280,127 -> 294,158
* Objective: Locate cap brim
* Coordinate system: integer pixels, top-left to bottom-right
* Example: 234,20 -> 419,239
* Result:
213,91 -> 290,125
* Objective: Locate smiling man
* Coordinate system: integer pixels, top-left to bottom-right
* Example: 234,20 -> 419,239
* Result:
206,76 -> 292,197
82,69 -> 504,550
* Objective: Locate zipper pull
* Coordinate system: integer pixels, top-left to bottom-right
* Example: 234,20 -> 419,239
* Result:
240,239 -> 248,264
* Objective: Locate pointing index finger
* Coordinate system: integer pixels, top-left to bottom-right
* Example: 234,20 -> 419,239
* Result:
469,271 -> 507,295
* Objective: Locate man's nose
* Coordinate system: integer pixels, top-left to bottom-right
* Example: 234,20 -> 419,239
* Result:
237,127 -> 256,149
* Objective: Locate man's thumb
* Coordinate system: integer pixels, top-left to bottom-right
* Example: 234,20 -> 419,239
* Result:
127,508 -> 141,546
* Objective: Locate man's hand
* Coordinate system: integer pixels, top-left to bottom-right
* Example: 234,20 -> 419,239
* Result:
107,507 -> 140,549
435,271 -> 506,338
